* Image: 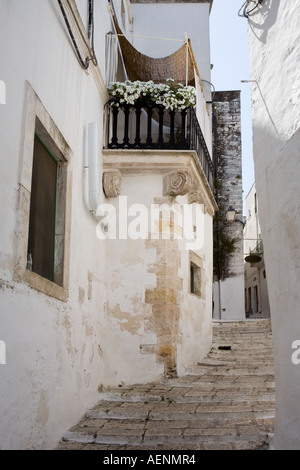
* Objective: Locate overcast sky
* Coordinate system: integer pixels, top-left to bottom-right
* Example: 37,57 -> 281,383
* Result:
209,0 -> 255,212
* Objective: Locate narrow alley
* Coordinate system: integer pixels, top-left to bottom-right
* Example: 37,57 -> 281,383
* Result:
55,319 -> 275,451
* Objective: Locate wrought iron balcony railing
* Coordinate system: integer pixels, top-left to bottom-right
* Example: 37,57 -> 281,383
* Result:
251,240 -> 263,256
104,103 -> 214,192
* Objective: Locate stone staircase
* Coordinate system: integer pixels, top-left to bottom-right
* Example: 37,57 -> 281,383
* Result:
55,319 -> 275,450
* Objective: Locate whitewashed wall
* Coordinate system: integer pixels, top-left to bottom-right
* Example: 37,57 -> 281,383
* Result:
243,183 -> 270,318
102,151 -> 216,384
248,0 -> 300,449
0,0 -> 113,450
0,0 -> 215,449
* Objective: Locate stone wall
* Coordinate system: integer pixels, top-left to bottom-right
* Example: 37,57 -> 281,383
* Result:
213,90 -> 245,320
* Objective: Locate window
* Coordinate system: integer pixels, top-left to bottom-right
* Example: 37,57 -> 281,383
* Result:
190,263 -> 195,294
27,135 -> 59,284
248,287 -> 252,312
254,285 -> 259,314
189,252 -> 202,297
15,82 -> 72,301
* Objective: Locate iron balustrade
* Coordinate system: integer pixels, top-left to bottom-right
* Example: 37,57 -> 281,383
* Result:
104,103 -> 214,191
251,240 -> 264,256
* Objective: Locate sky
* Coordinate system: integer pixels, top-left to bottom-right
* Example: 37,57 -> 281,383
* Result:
209,0 -> 255,213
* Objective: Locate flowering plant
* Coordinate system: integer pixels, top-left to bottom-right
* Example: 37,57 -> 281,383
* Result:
107,79 -> 196,111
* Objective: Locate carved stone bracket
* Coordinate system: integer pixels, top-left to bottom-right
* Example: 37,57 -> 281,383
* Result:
163,169 -> 192,197
103,169 -> 122,198
188,189 -> 204,205
188,187 -> 213,215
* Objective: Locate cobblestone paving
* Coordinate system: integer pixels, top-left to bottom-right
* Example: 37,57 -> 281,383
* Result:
55,319 -> 275,450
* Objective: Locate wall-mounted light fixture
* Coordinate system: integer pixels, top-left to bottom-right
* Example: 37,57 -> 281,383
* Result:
226,206 -> 245,226
226,206 -> 236,223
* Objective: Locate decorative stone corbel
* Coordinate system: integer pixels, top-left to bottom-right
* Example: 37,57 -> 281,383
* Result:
188,187 -> 214,216
103,169 -> 122,198
188,189 -> 203,205
163,169 -> 192,197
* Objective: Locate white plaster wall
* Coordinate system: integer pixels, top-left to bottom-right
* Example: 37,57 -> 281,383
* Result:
248,0 -> 300,449
0,0 -> 215,449
103,174 -> 164,385
213,276 -> 244,321
243,183 -> 269,318
103,174 -> 214,383
0,0 -> 113,450
177,211 -> 213,373
258,267 -> 269,317
244,183 -> 260,255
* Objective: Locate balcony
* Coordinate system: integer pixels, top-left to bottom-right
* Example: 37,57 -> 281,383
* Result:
104,103 -> 214,192
251,240 -> 263,256
245,240 -> 264,266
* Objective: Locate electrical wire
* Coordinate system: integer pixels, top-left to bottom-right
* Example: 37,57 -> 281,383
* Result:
113,33 -> 184,43
65,0 -> 98,66
88,0 -> 93,40
86,0 -> 98,66
57,0 -> 89,69
88,0 -> 98,66
57,0 -> 97,69
238,0 -> 264,18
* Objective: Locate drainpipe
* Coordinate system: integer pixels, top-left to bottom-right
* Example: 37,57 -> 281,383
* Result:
213,104 -> 222,320
88,122 -> 103,219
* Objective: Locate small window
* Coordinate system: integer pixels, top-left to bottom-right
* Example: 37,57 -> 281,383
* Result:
190,262 -> 201,297
248,287 -> 252,311
27,135 -> 58,283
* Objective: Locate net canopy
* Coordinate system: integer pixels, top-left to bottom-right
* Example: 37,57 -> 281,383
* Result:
112,17 -> 196,87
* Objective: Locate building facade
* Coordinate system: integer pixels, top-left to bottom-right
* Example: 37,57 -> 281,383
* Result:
0,0 -> 217,449
247,0 -> 300,449
243,183 -> 270,318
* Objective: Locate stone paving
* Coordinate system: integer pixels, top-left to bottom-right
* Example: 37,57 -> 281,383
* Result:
55,319 -> 275,450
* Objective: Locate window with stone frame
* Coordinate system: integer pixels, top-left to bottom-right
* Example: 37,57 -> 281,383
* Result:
16,83 -> 72,301
190,262 -> 201,296
189,252 -> 203,297
27,131 -> 63,285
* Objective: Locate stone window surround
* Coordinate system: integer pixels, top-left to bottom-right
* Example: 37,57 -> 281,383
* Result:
189,251 -> 203,298
14,82 -> 73,302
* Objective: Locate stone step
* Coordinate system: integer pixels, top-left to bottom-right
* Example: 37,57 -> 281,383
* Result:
95,390 -> 275,404
55,319 -> 275,451
61,426 -> 268,448
80,401 -> 275,421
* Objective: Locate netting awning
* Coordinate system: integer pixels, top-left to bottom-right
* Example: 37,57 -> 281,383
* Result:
112,16 -> 196,87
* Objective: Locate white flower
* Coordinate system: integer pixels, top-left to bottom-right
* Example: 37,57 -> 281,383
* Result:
108,80 -> 196,109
